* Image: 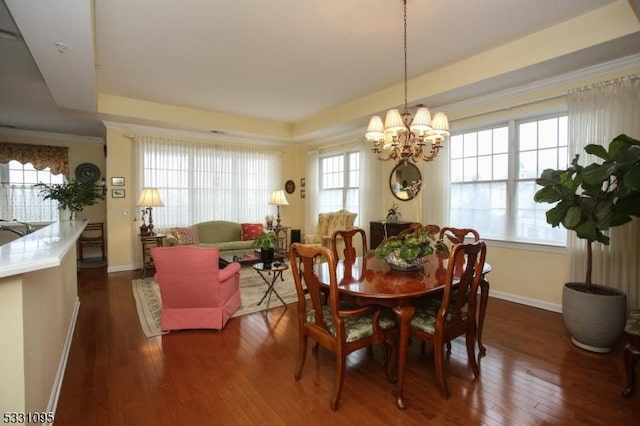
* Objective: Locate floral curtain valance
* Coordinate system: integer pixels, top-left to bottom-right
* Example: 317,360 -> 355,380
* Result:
0,142 -> 69,177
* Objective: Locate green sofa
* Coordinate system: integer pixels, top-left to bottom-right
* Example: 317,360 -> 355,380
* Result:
165,220 -> 258,257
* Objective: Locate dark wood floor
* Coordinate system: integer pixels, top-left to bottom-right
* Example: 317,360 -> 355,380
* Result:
55,266 -> 640,425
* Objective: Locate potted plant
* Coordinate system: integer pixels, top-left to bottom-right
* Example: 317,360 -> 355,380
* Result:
252,230 -> 278,267
534,133 -> 640,352
373,224 -> 448,271
35,179 -> 105,220
387,203 -> 401,222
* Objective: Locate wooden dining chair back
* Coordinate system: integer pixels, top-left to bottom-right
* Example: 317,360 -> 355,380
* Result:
289,243 -> 393,410
78,222 -> 105,261
410,240 -> 487,399
331,227 -> 367,264
439,227 -> 480,273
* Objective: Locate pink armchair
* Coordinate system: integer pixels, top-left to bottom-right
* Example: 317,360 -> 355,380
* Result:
150,246 -> 242,331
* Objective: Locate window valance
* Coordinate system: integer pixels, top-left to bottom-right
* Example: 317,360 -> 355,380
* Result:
0,142 -> 69,177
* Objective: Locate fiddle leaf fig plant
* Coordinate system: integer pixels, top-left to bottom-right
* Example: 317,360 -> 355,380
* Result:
534,133 -> 640,289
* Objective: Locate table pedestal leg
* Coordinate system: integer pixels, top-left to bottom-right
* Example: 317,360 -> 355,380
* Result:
392,305 -> 415,410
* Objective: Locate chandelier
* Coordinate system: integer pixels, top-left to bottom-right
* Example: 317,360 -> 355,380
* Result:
365,0 -> 450,163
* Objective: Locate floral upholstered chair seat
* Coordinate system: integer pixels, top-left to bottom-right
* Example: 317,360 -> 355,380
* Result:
307,306 -> 396,342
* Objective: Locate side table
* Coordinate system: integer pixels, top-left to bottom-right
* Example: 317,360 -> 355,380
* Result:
140,233 -> 166,278
252,262 -> 289,309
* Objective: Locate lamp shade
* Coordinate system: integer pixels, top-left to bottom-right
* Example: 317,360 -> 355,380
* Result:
410,107 -> 432,132
268,189 -> 289,206
384,109 -> 405,133
427,112 -> 451,140
137,188 -> 164,207
365,115 -> 384,141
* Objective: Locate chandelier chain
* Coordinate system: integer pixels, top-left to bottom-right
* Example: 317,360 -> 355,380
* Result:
403,0 -> 408,113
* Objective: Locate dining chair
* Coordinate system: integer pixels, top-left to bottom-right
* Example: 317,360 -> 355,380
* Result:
331,227 -> 367,264
289,243 -> 395,410
410,240 -> 487,399
437,227 -> 491,355
78,222 -> 105,261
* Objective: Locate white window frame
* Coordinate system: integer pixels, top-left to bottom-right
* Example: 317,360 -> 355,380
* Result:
448,113 -> 568,246
318,150 -> 360,224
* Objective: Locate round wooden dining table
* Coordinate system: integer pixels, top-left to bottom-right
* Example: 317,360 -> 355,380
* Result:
314,254 -> 491,409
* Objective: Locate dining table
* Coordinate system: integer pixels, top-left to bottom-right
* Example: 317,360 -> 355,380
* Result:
314,254 -> 491,409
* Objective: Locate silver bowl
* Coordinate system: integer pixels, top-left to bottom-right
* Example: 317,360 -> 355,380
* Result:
384,252 -> 428,272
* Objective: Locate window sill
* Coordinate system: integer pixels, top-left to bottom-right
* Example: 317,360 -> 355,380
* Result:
482,238 -> 566,254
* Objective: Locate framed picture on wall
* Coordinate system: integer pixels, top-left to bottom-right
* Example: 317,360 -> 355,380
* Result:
111,177 -> 125,186
300,189 -> 306,198
112,189 -> 125,198
300,177 -> 306,187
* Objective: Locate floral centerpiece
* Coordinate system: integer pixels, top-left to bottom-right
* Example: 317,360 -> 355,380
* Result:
374,224 -> 445,271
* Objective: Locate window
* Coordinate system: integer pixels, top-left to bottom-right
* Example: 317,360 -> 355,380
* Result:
449,115 -> 567,245
0,160 -> 64,221
137,136 -> 281,228
319,151 -> 359,224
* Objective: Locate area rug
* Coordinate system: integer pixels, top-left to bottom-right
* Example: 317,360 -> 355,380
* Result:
132,267 -> 298,337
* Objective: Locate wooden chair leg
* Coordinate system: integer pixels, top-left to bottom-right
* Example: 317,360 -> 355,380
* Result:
433,342 -> 449,399
294,335 -> 308,381
478,278 -> 490,356
622,343 -> 640,397
331,353 -> 347,411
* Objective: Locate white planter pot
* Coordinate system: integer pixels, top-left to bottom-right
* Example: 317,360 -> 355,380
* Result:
562,282 -> 627,353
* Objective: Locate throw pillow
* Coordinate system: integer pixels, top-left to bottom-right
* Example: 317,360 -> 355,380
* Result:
174,227 -> 200,245
241,223 -> 264,241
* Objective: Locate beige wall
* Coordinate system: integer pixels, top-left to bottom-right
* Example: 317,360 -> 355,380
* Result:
104,127 -> 137,271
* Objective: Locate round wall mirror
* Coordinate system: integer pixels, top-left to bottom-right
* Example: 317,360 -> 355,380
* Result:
389,162 -> 422,201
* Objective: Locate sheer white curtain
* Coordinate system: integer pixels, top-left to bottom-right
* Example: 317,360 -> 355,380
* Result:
359,142 -> 382,230
422,151 -> 448,226
134,134 -> 281,229
567,75 -> 640,309
304,149 -> 319,236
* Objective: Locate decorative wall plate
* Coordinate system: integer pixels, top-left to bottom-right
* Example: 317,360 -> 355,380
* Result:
285,179 -> 295,194
75,163 -> 101,182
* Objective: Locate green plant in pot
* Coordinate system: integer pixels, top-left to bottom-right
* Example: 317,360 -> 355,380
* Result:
374,224 -> 448,271
252,230 -> 278,267
534,133 -> 640,352
35,179 -> 105,220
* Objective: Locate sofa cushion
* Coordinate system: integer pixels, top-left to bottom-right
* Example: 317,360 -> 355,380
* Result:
241,223 -> 263,241
196,221 -> 242,243
174,227 -> 200,245
198,241 -> 256,251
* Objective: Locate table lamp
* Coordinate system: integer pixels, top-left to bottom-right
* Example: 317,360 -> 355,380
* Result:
137,188 -> 164,235
268,189 -> 289,228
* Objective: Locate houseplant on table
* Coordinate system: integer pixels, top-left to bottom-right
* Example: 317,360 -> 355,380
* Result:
35,179 -> 105,220
387,203 -> 401,222
534,133 -> 640,352
252,230 -> 278,268
373,224 -> 447,271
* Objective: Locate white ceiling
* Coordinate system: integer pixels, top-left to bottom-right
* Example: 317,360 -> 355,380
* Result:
1,0 -> 640,141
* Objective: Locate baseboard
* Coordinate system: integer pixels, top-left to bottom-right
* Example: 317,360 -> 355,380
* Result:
490,289 -> 562,313
107,263 -> 137,273
45,297 -> 80,426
